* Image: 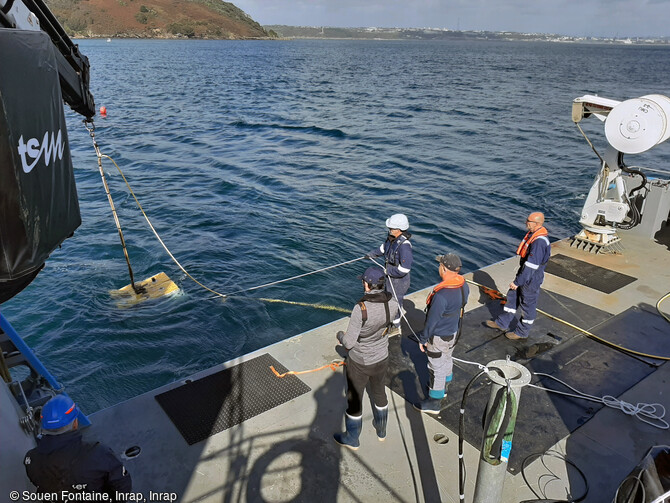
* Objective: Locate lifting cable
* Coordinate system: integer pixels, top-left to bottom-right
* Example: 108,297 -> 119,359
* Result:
87,141 -> 358,313
466,279 -> 670,361
575,122 -> 604,164
85,121 -> 144,294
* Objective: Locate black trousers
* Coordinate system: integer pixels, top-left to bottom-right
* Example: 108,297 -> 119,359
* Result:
345,357 -> 389,416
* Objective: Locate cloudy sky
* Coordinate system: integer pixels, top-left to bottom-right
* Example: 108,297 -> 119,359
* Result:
233,0 -> 670,38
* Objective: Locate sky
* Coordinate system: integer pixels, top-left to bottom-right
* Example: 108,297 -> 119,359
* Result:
232,0 -> 670,38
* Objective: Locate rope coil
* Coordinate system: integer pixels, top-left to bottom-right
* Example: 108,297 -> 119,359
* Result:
530,373 -> 668,430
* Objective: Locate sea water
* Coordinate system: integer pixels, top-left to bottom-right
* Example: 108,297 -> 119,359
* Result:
3,39 -> 669,412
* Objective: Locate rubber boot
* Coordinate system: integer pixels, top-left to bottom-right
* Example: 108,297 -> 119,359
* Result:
334,413 -> 363,450
372,405 -> 388,441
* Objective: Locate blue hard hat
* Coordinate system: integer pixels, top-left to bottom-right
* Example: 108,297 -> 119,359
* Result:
41,395 -> 80,430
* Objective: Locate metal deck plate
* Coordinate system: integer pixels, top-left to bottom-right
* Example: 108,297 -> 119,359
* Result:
155,353 -> 311,445
544,253 -> 637,294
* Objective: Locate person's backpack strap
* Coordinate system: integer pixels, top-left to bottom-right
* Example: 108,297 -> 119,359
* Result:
358,301 -> 368,326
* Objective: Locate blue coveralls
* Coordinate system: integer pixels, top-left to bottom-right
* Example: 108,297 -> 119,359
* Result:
368,233 -> 413,326
419,281 -> 469,399
494,233 -> 551,339
24,430 -> 132,498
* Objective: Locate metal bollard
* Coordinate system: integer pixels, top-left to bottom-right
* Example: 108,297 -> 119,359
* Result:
473,358 -> 531,503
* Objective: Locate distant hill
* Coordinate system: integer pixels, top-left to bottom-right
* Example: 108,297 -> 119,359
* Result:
265,25 -> 670,45
45,0 -> 278,39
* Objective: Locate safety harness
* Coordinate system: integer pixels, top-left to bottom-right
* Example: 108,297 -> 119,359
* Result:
384,232 -> 411,272
356,291 -> 392,341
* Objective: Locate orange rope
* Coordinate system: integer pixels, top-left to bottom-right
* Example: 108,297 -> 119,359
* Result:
270,361 -> 345,378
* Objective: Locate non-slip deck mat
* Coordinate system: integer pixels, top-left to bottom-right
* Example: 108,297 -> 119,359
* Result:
387,298 -> 654,473
589,304 -> 670,366
544,253 -> 637,294
155,353 -> 311,445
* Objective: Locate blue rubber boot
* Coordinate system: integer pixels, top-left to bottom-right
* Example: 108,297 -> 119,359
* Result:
334,413 -> 363,450
372,405 -> 388,441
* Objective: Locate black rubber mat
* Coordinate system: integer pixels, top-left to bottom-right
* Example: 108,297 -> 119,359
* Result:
544,254 -> 637,294
155,353 -> 311,445
589,304 -> 670,366
387,297 -> 656,473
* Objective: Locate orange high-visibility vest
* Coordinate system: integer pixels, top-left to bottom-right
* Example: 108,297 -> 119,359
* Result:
516,226 -> 548,258
426,275 -> 465,306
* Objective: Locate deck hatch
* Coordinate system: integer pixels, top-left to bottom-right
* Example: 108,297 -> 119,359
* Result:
155,353 -> 311,445
544,254 -> 637,293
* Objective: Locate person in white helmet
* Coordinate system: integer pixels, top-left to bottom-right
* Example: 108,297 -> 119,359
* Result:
366,213 -> 413,334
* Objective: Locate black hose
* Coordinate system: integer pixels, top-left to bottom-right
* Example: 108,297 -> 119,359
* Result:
618,153 -> 647,230
521,451 -> 589,502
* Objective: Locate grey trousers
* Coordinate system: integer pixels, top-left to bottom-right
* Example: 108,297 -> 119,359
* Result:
425,334 -> 456,399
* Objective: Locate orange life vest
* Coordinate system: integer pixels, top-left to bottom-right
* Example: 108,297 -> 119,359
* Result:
516,226 -> 548,258
426,275 -> 465,306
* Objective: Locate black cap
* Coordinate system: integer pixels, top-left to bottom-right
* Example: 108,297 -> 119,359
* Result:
436,253 -> 462,271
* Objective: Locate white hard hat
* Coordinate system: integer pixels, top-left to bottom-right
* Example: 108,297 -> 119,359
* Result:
385,213 -> 409,231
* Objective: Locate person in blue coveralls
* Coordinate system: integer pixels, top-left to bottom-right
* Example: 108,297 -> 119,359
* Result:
334,266 -> 399,450
485,212 -> 551,340
24,394 -> 132,500
366,213 -> 413,334
414,253 -> 469,414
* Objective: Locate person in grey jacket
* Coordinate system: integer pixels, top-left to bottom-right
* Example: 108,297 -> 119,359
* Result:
334,266 -> 398,450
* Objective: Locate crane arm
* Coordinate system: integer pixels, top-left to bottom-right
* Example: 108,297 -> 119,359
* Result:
0,0 -> 95,118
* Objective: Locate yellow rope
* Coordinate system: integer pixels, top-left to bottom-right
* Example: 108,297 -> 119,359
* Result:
100,154 -> 351,314
258,298 -> 350,314
466,279 -> 670,361
657,292 -> 670,323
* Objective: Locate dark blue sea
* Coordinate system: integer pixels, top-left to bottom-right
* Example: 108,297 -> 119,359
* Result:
3,39 -> 669,413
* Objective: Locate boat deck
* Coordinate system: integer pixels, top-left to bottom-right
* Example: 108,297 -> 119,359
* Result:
85,228 -> 670,502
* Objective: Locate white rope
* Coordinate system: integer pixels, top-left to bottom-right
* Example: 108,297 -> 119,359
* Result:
368,256 -> 422,335
369,257 -> 493,375
103,151 -> 366,301
531,373 -> 668,430
453,357 -> 490,374
223,256 -> 366,297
